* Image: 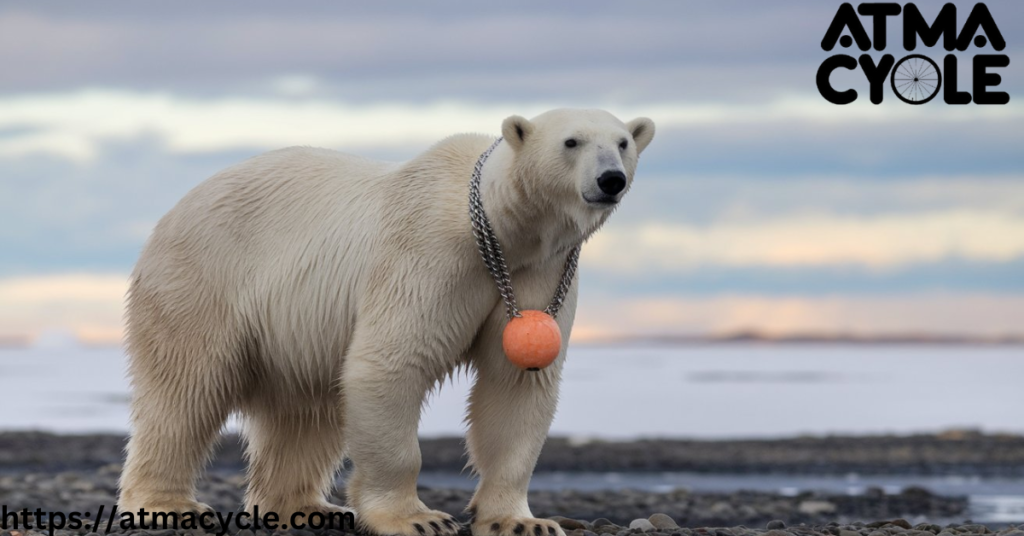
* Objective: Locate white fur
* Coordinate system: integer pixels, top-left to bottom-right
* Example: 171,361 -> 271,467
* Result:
117,109 -> 655,536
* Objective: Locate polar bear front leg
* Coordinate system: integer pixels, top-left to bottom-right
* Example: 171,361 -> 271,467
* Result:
464,285 -> 577,536
343,339 -> 460,536
464,361 -> 565,536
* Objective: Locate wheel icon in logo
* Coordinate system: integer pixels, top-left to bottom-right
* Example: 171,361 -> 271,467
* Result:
890,54 -> 941,104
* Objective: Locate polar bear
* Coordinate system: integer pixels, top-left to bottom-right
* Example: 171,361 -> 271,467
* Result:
118,109 -> 655,536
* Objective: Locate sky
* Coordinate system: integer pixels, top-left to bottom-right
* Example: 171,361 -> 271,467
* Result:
1,0 -> 1022,344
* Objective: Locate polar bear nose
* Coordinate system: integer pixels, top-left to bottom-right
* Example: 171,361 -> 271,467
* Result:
597,170 -> 627,196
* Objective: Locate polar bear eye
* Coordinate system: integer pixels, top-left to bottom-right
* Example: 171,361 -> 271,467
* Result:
564,139 -> 577,148
619,139 -> 628,151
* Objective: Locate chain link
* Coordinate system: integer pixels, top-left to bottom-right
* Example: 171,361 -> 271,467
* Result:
469,137 -> 580,320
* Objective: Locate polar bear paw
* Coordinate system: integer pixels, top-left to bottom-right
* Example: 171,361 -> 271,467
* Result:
472,517 -> 566,536
357,507 -> 460,536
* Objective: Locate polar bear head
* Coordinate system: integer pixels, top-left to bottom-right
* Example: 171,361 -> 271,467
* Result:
500,109 -> 655,237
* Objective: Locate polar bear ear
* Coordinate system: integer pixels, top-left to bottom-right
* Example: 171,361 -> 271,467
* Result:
501,115 -> 534,151
626,117 -> 656,155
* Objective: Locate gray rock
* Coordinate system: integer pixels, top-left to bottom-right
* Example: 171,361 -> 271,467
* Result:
767,521 -> 787,530
798,500 -> 837,515
737,505 -> 758,519
709,502 -> 736,519
648,514 -> 679,530
551,518 -> 587,531
593,519 -> 619,529
629,519 -> 657,533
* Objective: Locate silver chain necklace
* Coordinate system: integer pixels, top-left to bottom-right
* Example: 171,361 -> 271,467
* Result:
469,137 -> 581,320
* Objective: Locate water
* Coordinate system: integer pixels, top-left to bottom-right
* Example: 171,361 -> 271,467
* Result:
3,343 -> 1024,522
3,343 -> 1021,438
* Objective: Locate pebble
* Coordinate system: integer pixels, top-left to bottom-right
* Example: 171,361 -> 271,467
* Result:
648,514 -> 680,530
767,521 -> 787,530
629,519 -> 657,533
798,501 -> 836,516
552,518 -> 587,531
710,502 -> 738,518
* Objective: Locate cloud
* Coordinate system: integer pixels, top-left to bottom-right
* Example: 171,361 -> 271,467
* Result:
615,175 -> 1024,226
572,292 -> 1024,341
584,210 -> 1024,272
2,1 -> 1021,101
0,89 -> 1021,162
0,3 -> 834,93
3,273 -> 1021,346
0,273 -> 127,344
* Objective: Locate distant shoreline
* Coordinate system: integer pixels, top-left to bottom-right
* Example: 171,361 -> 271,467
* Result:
3,430 -> 1022,477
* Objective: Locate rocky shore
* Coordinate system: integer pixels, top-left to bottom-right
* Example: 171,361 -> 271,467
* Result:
1,432 -> 1021,536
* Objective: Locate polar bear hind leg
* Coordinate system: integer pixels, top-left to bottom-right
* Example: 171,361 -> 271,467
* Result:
118,279 -> 241,515
241,395 -> 349,517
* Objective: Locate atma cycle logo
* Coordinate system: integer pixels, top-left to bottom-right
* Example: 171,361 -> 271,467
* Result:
817,3 -> 1010,105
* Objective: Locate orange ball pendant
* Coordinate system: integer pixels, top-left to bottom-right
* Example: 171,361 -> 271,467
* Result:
502,310 -> 562,371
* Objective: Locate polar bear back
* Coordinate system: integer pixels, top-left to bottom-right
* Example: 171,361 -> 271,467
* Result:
129,136 -> 492,380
